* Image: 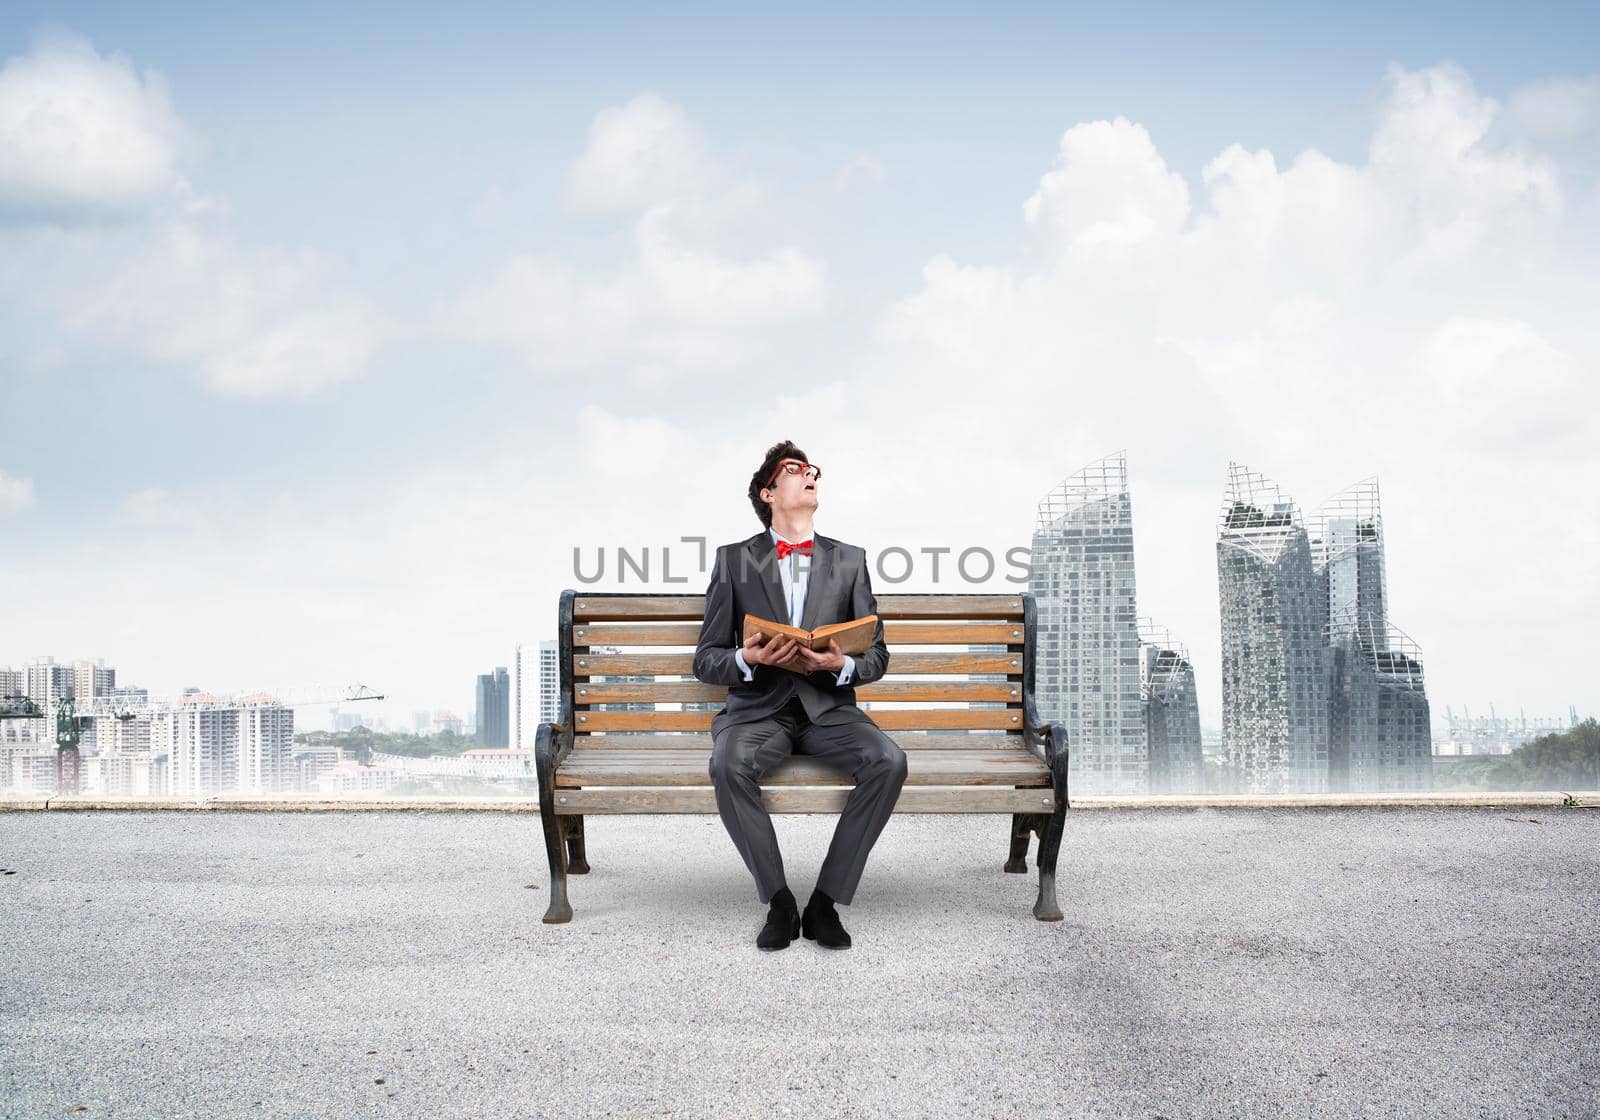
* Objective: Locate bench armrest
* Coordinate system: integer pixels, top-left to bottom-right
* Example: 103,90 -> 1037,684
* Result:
533,693 -> 576,787
1022,692 -> 1068,768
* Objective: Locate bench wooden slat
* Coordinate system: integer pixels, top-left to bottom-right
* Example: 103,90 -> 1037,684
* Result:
574,708 -> 1023,732
571,594 -> 1025,621
573,652 -> 1022,677
555,747 -> 1048,787
574,679 -> 1022,704
573,621 -> 1026,646
552,787 -> 1057,814
572,732 -> 1025,751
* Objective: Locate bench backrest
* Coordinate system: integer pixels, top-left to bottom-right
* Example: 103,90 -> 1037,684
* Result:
555,591 -> 1036,746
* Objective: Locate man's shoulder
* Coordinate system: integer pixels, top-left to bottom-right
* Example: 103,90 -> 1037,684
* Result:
816,533 -> 867,565
714,531 -> 769,558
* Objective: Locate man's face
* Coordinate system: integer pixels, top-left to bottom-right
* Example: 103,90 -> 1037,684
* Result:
765,459 -> 819,515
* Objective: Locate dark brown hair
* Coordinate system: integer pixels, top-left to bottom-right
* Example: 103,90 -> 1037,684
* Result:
747,440 -> 809,529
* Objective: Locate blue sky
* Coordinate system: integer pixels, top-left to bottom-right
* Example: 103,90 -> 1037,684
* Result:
1,3 -> 1596,730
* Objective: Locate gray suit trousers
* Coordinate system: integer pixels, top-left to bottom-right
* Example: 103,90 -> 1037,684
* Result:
709,695 -> 909,906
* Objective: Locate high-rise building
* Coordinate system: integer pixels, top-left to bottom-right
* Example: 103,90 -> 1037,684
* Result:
149,697 -> 295,795
514,645 -> 525,750
88,713 -> 153,756
164,705 -> 241,796
515,641 -> 570,749
240,704 -> 295,793
1138,621 -> 1204,795
24,657 -> 74,713
1310,478 -> 1387,640
1216,463 -> 1330,794
1327,617 -> 1433,792
71,659 -> 116,702
1031,452 -> 1146,795
1311,479 -> 1432,792
475,667 -> 510,748
539,641 -> 560,727
0,750 -> 57,793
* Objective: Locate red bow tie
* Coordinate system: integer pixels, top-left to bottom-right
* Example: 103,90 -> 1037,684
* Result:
775,538 -> 813,559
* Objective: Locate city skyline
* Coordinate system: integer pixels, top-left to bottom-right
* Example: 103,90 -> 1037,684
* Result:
1,8 -> 1596,730
5,439 -> 1590,738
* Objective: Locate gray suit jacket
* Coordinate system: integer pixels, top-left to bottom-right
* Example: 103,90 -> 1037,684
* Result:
693,530 -> 890,739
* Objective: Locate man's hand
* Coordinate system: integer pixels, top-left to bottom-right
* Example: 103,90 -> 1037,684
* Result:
741,629 -> 800,669
782,638 -> 846,675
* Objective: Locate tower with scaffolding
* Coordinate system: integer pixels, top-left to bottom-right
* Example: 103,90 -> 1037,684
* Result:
1311,479 -> 1433,793
1138,620 -> 1204,794
1216,464 -> 1330,794
1031,452 -> 1146,795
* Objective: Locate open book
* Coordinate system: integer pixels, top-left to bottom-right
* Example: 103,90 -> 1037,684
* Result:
742,613 -> 879,656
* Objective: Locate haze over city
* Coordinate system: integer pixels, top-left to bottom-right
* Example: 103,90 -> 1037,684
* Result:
1,4 -> 1596,730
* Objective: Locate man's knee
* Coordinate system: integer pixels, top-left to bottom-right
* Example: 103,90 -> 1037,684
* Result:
709,739 -> 758,787
865,736 -> 908,784
889,743 -> 909,784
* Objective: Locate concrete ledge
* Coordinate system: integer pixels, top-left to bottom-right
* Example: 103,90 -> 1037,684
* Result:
2,790 -> 1595,812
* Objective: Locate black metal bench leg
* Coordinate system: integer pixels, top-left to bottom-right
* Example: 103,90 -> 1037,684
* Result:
1033,756 -> 1069,922
540,809 -> 573,923
565,814 -> 590,875
536,724 -> 573,924
1004,812 -> 1031,873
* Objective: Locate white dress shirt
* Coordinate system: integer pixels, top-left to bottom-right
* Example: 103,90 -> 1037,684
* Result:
732,525 -> 857,686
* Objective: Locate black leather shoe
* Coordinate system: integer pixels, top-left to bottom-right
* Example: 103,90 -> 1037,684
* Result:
801,891 -> 851,950
757,889 -> 800,951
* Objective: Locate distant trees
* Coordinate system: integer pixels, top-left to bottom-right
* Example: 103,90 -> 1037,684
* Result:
294,727 -> 477,762
1485,719 -> 1600,790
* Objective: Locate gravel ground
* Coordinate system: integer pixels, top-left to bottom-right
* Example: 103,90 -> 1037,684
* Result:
1,808 -> 1596,1119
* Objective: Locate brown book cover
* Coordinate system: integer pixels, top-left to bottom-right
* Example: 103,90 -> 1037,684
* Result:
742,613 -> 879,657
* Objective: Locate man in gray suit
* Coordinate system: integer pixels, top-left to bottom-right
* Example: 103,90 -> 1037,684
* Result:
693,440 -> 908,951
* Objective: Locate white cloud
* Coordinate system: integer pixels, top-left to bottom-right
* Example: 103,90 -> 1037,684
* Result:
0,31 -> 192,216
564,92 -> 713,215
1415,316 -> 1580,444
1503,73 -> 1600,145
0,34 -> 384,399
0,470 -> 35,515
201,300 -> 382,398
1023,116 -> 1190,254
875,62 -> 1600,722
5,59 -> 1596,731
12,219 -> 385,398
449,95 -> 825,377
636,207 -> 824,324
1369,63 -> 1561,267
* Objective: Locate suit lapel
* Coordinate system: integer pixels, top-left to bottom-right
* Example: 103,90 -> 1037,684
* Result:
744,532 -> 790,625
798,535 -> 831,632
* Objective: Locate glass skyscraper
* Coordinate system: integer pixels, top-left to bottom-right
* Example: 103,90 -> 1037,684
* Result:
1031,452 -> 1145,795
475,666 -> 510,748
1310,477 -> 1387,641
1139,620 -> 1204,795
1327,617 -> 1433,792
1216,463 -> 1329,794
1312,479 -> 1432,793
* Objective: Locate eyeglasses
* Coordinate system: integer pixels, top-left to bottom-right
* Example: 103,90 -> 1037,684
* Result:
766,458 -> 821,486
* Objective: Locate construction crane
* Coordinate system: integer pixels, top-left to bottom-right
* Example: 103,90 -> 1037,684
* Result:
0,695 -> 43,720
0,695 -> 91,793
1,685 -> 383,795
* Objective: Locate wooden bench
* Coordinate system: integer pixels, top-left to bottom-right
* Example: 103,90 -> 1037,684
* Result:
534,589 -> 1071,924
